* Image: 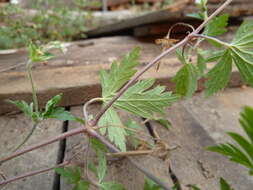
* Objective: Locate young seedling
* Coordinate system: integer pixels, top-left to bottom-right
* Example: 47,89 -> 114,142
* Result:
7,42 -> 81,152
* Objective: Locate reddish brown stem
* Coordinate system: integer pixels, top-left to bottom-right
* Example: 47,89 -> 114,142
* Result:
0,127 -> 86,165
0,161 -> 69,186
0,124 -> 171,189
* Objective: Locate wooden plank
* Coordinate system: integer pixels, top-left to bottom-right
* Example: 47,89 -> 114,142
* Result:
61,105 -> 174,190
0,114 -> 63,190
86,3 -> 253,37
149,88 -> 253,189
182,87 -> 253,143
0,36 -> 245,115
107,0 -> 131,7
133,20 -> 201,37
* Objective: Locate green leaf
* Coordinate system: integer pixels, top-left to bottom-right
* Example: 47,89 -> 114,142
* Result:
45,94 -> 62,110
220,178 -> 234,190
100,182 -> 126,190
144,177 -> 163,190
231,22 -> 253,86
197,0 -> 207,7
42,94 -> 62,116
190,185 -> 202,190
187,12 -> 203,20
205,50 -> 232,96
228,132 -> 253,162
41,94 -> 79,121
231,47 -> 253,87
205,50 -> 225,63
208,106 -> 253,174
204,14 -> 229,37
187,0 -> 207,20
88,160 -> 98,177
73,180 -> 90,190
28,41 -> 66,63
7,100 -> 39,122
28,42 -> 54,62
99,48 -> 179,152
100,47 -> 141,97
125,120 -> 142,148
98,151 -> 107,183
197,50 -> 207,76
55,167 -> 81,185
125,119 -> 141,136
232,20 -> 253,44
8,100 -> 32,117
113,79 -> 180,119
240,106 -> 253,144
208,143 -> 253,170
172,63 -> 198,98
44,107 -> 76,121
175,48 -> 187,64
98,108 -> 127,151
157,119 -> 171,129
91,138 -> 108,153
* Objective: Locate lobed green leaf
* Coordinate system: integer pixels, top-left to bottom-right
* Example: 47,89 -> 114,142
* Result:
172,63 -> 198,98
220,178 -> 235,190
100,182 -> 126,190
42,94 -> 79,121
98,108 -> 127,151
239,106 -> 253,144
205,50 -> 232,96
208,106 -> 253,175
204,14 -> 229,37
73,181 -> 89,190
227,132 -> 253,163
144,177 -> 163,190
98,151 -> 107,183
197,49 -> 207,76
113,79 -> 180,119
7,100 -> 39,122
156,119 -> 171,129
232,20 -> 253,44
100,47 -> 141,97
55,167 -> 82,185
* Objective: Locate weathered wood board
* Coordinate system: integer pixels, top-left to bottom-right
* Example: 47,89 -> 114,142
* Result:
182,87 -> 253,143
0,115 -> 63,190
0,35 -> 245,115
150,87 -> 253,189
86,3 -> 253,37
3,0 -> 253,39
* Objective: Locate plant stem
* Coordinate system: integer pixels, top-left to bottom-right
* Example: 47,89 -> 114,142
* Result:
92,0 -> 234,126
83,97 -> 104,121
0,127 -> 86,165
27,60 -> 39,113
107,150 -> 152,157
12,123 -> 38,152
0,161 -> 70,186
0,124 -> 172,189
193,34 -> 230,47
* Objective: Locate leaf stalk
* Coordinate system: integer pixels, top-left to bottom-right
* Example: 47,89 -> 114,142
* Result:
26,60 -> 39,114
